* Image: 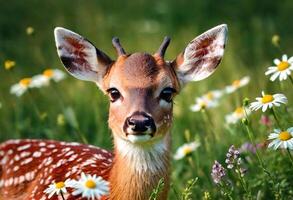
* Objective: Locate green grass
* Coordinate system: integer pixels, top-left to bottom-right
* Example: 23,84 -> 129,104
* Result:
1,0 -> 293,199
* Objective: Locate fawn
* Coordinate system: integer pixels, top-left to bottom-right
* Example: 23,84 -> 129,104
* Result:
0,24 -> 227,200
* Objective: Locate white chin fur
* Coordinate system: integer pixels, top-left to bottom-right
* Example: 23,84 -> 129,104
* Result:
127,135 -> 152,143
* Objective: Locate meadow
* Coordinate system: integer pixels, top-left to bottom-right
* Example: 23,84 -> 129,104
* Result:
0,0 -> 293,199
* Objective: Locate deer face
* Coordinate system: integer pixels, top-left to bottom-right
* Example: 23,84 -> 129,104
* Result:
102,53 -> 179,143
54,25 -> 227,145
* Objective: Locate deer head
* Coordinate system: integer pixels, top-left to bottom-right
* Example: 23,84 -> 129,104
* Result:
54,25 -> 227,149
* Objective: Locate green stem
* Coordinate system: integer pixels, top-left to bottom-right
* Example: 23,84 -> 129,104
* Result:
27,89 -> 42,118
219,181 -> 233,200
271,108 -> 281,129
243,108 -> 280,197
235,166 -> 251,199
201,109 -> 217,142
289,75 -> 293,86
286,149 -> 293,167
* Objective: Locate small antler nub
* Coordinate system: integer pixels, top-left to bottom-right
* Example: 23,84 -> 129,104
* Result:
112,37 -> 126,56
156,36 -> 171,58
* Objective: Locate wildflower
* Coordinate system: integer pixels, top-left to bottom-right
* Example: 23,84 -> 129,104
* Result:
202,90 -> 224,100
31,69 -> 66,88
44,179 -> 72,198
26,26 -> 34,35
4,60 -> 16,70
190,96 -> 219,112
174,141 -> 200,160
259,115 -> 272,126
211,160 -> 226,184
239,142 -> 260,154
225,76 -> 250,94
10,78 -> 33,97
249,91 -> 287,112
265,54 -> 293,81
70,172 -> 109,200
225,107 -> 250,124
268,127 -> 293,150
225,145 -> 240,169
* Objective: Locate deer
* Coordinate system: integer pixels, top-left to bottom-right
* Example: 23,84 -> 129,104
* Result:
0,24 -> 227,200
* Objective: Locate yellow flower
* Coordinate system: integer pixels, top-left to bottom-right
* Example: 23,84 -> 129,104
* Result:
4,60 -> 16,70
26,26 -> 34,35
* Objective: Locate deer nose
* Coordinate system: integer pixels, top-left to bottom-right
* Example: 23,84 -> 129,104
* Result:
124,112 -> 156,135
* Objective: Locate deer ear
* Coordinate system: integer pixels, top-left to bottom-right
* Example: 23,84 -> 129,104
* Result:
54,27 -> 112,86
172,24 -> 228,85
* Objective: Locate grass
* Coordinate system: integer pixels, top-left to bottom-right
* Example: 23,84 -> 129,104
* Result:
1,0 -> 293,199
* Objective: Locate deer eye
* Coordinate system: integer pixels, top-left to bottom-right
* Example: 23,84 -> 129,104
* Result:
160,87 -> 176,103
107,88 -> 121,102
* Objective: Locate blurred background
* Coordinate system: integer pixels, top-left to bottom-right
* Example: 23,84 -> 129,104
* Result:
1,0 -> 293,198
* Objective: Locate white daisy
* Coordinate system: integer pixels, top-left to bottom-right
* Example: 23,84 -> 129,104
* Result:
225,107 -> 250,124
268,127 -> 293,150
31,69 -> 66,88
10,78 -> 33,97
265,54 -> 293,81
249,91 -> 287,112
190,96 -> 219,112
44,179 -> 72,198
70,172 -> 109,200
225,76 -> 250,94
202,90 -> 224,100
174,141 -> 200,160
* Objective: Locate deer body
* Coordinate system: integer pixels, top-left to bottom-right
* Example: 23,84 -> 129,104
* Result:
0,24 -> 227,200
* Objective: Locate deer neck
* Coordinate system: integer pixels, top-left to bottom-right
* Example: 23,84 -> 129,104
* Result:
109,133 -> 171,200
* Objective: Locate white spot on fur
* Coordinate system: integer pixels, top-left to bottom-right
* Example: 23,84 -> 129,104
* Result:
13,165 -> 20,172
20,151 -> 31,158
8,149 -> 13,155
39,142 -> 46,147
32,151 -> 42,158
17,144 -> 31,151
40,148 -> 47,152
14,154 -> 20,161
21,157 -> 33,165
47,144 -> 56,148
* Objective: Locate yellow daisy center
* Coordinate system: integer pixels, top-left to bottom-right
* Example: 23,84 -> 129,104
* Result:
261,95 -> 274,104
199,102 -> 206,109
234,107 -> 244,116
43,69 -> 54,77
232,80 -> 240,87
183,146 -> 193,155
277,61 -> 289,71
55,182 -> 65,189
206,92 -> 214,100
85,179 -> 96,189
19,78 -> 32,87
279,131 -> 292,141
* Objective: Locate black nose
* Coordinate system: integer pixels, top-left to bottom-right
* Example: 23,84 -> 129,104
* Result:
124,112 -> 156,134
